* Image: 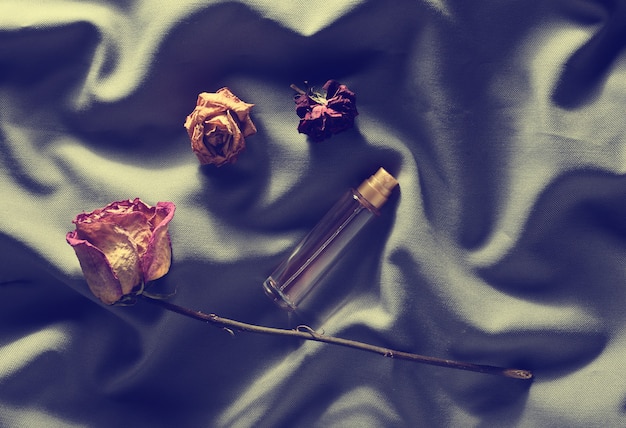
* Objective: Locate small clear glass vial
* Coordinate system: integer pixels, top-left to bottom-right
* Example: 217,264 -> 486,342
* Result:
263,167 -> 399,311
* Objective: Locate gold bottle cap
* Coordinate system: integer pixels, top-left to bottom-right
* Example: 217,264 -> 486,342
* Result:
357,167 -> 399,210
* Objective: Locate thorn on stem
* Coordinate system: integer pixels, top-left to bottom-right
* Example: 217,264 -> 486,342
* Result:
295,325 -> 317,336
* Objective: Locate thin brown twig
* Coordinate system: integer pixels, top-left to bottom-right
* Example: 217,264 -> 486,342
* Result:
290,83 -> 307,95
141,295 -> 533,381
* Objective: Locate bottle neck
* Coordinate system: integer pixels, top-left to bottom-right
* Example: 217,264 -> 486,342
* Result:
356,168 -> 398,210
352,188 -> 381,216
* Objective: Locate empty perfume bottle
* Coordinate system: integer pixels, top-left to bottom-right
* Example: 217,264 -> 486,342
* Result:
263,167 -> 399,311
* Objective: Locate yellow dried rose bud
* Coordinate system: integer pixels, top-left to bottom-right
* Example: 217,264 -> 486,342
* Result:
184,88 -> 257,166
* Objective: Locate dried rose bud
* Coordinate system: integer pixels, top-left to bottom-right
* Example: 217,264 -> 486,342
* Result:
66,199 -> 176,305
293,80 -> 358,142
184,88 -> 257,166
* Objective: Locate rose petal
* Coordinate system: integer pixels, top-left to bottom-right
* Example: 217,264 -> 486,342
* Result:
105,211 -> 152,255
142,202 -> 176,282
66,231 -> 125,305
73,220 -> 142,297
210,88 -> 256,137
191,111 -> 245,166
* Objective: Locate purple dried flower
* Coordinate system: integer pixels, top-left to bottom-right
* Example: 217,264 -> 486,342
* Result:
293,80 -> 358,142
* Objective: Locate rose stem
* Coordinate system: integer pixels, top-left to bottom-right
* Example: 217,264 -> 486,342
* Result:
290,84 -> 307,95
140,296 -> 533,381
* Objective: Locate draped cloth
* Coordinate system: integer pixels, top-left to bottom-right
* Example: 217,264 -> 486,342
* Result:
2,1 -> 626,426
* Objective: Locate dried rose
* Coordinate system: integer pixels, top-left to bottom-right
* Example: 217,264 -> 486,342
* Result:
293,80 -> 358,142
66,199 -> 176,305
184,88 -> 257,166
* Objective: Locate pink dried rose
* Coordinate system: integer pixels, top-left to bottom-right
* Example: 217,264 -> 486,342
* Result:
293,80 -> 358,142
66,199 -> 176,305
184,87 -> 257,166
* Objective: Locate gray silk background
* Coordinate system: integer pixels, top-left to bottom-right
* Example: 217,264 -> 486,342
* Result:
1,1 -> 626,426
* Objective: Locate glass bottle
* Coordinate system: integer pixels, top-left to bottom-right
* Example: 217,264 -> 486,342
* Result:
263,167 -> 399,311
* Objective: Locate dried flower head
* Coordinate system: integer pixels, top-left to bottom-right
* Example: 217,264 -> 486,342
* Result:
66,199 -> 176,304
184,88 -> 257,166
292,80 -> 358,142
